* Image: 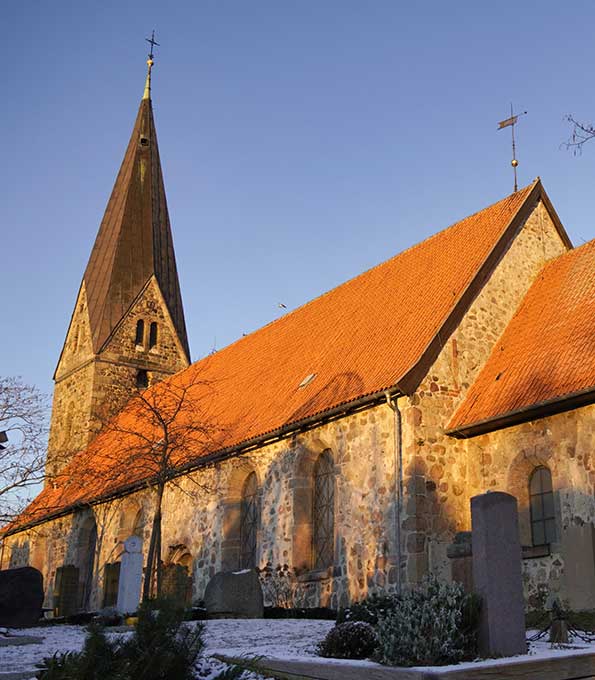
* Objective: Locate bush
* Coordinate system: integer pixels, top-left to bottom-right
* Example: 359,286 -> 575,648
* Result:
36,599 -> 204,680
337,592 -> 397,626
376,577 -> 480,667
317,621 -> 378,659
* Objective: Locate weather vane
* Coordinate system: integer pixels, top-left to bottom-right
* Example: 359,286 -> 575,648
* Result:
498,104 -> 527,193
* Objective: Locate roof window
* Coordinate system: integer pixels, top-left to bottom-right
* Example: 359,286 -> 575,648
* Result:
298,373 -> 316,389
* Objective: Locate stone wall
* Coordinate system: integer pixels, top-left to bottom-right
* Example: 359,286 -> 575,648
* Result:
2,401 -> 401,612
465,405 -> 595,609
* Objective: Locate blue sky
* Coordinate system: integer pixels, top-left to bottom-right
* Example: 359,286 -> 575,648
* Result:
2,1 -> 595,398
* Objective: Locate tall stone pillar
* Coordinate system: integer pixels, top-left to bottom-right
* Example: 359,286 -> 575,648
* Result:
471,491 -> 526,658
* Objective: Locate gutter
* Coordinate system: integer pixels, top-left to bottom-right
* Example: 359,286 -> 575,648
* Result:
385,391 -> 403,595
4,384 -> 402,538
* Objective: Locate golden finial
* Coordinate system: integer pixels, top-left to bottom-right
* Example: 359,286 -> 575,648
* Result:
143,30 -> 159,100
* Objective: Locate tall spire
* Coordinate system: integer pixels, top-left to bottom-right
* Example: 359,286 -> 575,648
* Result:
79,39 -> 190,361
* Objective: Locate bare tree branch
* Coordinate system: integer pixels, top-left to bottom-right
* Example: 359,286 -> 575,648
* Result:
87,368 -> 226,600
0,376 -> 49,526
564,114 -> 595,155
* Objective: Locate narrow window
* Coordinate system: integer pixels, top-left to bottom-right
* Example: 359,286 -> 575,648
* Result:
312,450 -> 335,570
149,322 -> 158,349
135,320 -> 145,346
136,369 -> 149,389
529,466 -> 556,546
239,472 -> 258,569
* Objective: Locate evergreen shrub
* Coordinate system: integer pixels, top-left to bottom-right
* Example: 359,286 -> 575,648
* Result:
36,599 -> 205,680
376,577 -> 481,667
317,621 -> 378,659
336,592 -> 397,626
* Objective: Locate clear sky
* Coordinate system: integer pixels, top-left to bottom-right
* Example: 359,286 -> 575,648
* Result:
2,0 -> 595,399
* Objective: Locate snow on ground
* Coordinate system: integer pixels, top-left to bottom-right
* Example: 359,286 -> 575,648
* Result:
2,619 -> 595,679
0,618 -> 334,679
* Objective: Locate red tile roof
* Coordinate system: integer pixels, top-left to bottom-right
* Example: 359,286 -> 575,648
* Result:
6,181 -> 548,533
448,238 -> 595,438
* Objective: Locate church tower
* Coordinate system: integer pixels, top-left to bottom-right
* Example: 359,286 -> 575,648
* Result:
46,51 -> 190,479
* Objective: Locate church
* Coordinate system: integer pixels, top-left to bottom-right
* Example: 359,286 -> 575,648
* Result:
3,54 -> 595,617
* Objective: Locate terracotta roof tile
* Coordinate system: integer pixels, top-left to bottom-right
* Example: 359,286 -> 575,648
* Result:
8,182 -> 540,532
448,238 -> 595,436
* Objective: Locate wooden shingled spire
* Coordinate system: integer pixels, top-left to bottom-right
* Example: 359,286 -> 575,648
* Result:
81,57 -> 190,360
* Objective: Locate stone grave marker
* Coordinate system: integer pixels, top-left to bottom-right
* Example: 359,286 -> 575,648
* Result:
204,569 -> 263,618
116,535 -> 143,614
562,523 -> 595,611
53,565 -> 79,618
0,567 -> 44,627
471,491 -> 526,658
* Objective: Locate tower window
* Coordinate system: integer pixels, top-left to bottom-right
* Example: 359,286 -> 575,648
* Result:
136,369 -> 149,389
139,136 -> 150,147
149,322 -> 158,349
135,320 -> 145,347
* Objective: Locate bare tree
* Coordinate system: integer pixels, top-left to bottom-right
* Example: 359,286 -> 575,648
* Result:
0,376 -> 48,525
565,114 -> 595,154
89,368 -> 225,601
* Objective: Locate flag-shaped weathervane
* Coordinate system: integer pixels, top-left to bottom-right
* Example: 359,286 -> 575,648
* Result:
498,105 -> 527,193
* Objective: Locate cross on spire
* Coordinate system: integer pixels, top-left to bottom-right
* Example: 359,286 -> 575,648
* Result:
143,31 -> 159,100
146,30 -> 159,60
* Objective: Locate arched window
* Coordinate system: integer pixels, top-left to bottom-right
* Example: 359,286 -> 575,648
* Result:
529,466 -> 556,546
135,320 -> 145,346
149,322 -> 158,349
239,472 -> 258,569
312,450 -> 335,570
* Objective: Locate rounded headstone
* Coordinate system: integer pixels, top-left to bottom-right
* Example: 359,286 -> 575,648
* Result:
124,536 -> 142,554
0,567 -> 44,627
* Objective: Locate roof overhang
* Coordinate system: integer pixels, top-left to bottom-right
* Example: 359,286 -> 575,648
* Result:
446,384 -> 595,439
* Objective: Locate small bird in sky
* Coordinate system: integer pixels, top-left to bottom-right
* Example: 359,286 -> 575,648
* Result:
278,302 -> 287,309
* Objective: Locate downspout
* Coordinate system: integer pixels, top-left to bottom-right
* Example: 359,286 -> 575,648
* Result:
385,391 -> 402,595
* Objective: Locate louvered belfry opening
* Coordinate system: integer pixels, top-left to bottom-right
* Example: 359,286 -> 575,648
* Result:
239,472 -> 258,569
312,450 -> 335,570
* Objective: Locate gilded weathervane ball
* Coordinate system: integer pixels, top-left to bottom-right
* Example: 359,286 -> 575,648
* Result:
511,158 -> 519,167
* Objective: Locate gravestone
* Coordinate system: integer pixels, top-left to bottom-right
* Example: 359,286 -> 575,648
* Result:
116,536 -> 143,614
446,531 -> 473,593
103,562 -> 121,608
204,569 -> 263,618
562,523 -> 595,611
54,565 -> 79,618
471,491 -> 526,658
0,567 -> 44,627
162,563 -> 193,607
